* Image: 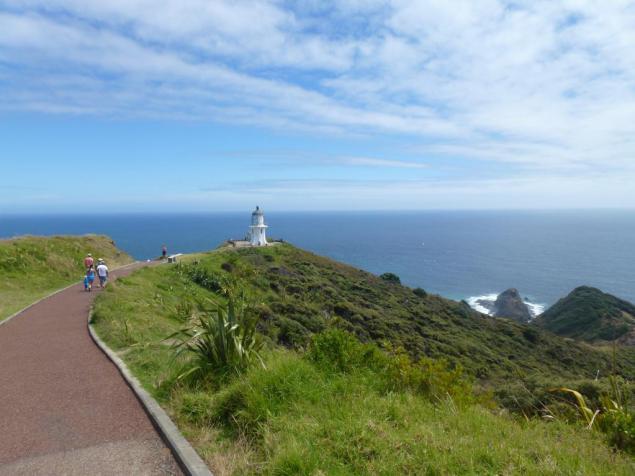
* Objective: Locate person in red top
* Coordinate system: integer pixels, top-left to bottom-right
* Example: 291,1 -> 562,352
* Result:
84,253 -> 94,270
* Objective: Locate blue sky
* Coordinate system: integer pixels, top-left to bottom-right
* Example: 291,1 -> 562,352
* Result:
1,0 -> 635,212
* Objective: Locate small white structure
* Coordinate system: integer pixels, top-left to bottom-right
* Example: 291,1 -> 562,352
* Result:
249,206 -> 268,246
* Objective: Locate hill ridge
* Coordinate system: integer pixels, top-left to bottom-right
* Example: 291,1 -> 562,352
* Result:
535,285 -> 635,344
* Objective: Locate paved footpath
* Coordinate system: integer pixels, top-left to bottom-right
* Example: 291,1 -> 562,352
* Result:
0,264 -> 182,476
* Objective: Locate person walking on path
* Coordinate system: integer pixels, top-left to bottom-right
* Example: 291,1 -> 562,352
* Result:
84,265 -> 96,292
96,259 -> 109,288
84,253 -> 94,270
162,244 -> 168,260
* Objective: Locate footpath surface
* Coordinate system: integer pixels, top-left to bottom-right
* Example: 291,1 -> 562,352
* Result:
0,264 -> 182,476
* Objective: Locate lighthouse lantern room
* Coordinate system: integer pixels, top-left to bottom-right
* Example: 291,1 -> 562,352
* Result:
249,206 -> 268,246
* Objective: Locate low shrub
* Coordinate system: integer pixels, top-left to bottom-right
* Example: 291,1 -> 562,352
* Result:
220,262 -> 234,273
599,402 -> 635,453
413,287 -> 427,298
307,329 -> 475,404
276,317 -> 311,348
185,266 -> 225,293
379,272 -> 401,284
307,328 -> 381,373
383,347 -> 475,404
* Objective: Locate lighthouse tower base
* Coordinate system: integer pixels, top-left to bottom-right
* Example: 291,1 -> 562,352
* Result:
249,225 -> 268,246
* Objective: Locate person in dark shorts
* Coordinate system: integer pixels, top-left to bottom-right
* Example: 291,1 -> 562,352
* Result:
162,245 -> 167,259
96,259 -> 109,287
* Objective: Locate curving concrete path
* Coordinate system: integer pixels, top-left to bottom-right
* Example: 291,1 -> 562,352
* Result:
0,264 -> 182,475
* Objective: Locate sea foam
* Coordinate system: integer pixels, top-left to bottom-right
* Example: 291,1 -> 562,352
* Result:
466,294 -> 499,315
466,293 -> 545,318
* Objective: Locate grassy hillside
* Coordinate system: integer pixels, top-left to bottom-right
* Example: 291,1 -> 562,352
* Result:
184,245 -> 635,381
91,246 -> 635,474
92,244 -> 635,383
535,286 -> 635,344
0,235 -> 133,321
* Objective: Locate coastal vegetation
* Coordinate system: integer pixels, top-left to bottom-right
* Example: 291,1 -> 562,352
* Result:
91,243 -> 635,473
0,235 -> 132,321
536,286 -> 635,344
179,245 -> 635,384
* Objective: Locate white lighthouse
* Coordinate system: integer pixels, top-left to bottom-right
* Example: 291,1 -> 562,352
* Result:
249,206 -> 268,246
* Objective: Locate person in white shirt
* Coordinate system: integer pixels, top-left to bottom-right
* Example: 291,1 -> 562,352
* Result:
96,259 -> 109,288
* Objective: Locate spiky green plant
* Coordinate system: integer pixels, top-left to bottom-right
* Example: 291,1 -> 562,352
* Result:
550,376 -> 634,453
169,291 -> 264,379
551,388 -> 600,429
597,374 -> 634,453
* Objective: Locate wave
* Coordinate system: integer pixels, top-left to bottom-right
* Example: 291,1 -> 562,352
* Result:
466,293 -> 545,318
466,294 -> 498,315
525,301 -> 546,317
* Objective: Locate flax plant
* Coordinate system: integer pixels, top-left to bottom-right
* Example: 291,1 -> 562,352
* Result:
168,286 -> 264,380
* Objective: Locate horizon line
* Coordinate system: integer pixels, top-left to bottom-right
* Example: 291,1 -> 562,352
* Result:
3,207 -> 635,216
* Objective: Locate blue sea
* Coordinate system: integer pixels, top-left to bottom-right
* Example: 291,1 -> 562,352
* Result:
2,211 -> 635,312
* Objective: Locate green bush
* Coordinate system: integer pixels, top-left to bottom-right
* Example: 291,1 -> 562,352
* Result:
413,287 -> 427,298
307,328 -> 382,373
184,266 -> 225,293
276,317 -> 311,348
383,347 -> 474,404
599,405 -> 635,453
220,262 -> 234,273
379,272 -> 401,284
307,329 -> 475,405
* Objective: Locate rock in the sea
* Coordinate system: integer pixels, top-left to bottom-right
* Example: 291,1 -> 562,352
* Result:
493,288 -> 532,323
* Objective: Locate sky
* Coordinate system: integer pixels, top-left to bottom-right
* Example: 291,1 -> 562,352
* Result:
1,0 -> 635,213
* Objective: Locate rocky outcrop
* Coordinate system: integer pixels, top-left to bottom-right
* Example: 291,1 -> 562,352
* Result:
493,288 -> 533,323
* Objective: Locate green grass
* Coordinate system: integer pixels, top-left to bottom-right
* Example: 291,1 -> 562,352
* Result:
198,351 -> 633,475
0,234 -> 133,322
91,245 -> 635,474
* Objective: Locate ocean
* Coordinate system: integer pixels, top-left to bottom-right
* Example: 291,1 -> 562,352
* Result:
2,210 -> 635,312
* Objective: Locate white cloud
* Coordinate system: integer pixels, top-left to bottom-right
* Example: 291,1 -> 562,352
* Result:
79,174 -> 635,212
341,157 -> 428,169
1,0 -> 635,204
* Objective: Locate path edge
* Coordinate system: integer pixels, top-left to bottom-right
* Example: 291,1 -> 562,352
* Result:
0,261 -> 141,328
88,310 -> 213,476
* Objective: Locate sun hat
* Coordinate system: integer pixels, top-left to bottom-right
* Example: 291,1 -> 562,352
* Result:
88,253 -> 92,257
